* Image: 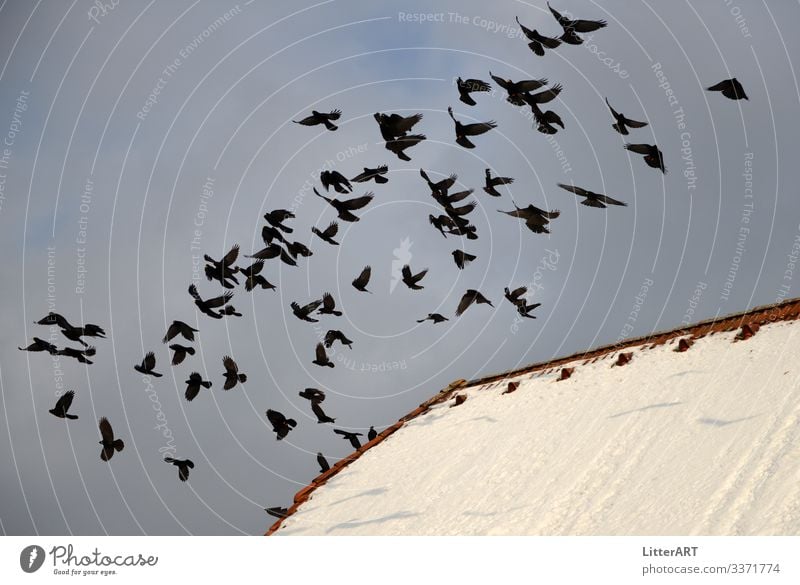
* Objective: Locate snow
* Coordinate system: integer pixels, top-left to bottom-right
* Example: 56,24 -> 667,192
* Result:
275,320 -> 800,535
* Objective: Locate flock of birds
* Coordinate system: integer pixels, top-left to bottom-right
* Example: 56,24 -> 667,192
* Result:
19,3 -> 748,518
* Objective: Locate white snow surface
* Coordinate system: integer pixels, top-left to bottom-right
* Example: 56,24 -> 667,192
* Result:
276,321 -> 800,535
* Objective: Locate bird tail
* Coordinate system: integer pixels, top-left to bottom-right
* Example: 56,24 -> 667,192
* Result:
374,175 -> 388,184
113,439 -> 124,452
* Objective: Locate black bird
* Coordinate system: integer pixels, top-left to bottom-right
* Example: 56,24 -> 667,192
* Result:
489,72 -> 549,106
429,214 -> 454,238
291,299 -> 323,322
163,320 -> 198,343
455,289 -> 494,316
264,209 -> 295,234
522,84 -> 563,106
324,329 -> 353,349
240,260 -> 276,292
299,388 -> 326,402
317,452 -> 330,473
134,351 -> 162,377
334,428 -> 363,450
266,409 -> 297,440
374,112 -> 423,141
188,284 -> 233,319
456,77 -> 492,106
548,2 -> 607,45
312,343 -> 335,368
55,345 -> 96,364
164,457 -> 194,482
246,243 -> 297,266
320,170 -> 352,194
516,16 -> 562,56
707,78 -> 748,100
420,169 -> 457,196
169,344 -> 195,365
19,337 -> 58,354
184,372 -> 212,401
286,241 -> 313,260
606,98 -> 648,135
385,134 -> 427,161
204,245 -> 240,289
318,292 -> 342,317
222,355 -> 246,390
311,401 -> 336,424
401,265 -> 428,290
262,224 -> 287,245
484,169 -> 514,197
452,250 -> 477,270
505,286 -> 541,319
528,100 -> 565,134
498,202 -> 561,234
557,183 -> 627,208
293,109 -> 341,131
434,188 -> 474,207
447,107 -> 497,149
624,143 -> 667,173
98,417 -> 124,462
351,165 -> 388,184
368,426 -> 377,441
417,313 -> 449,324
311,221 -> 340,246
36,313 -> 105,347
352,266 -> 372,293
265,506 -> 289,519
49,390 -> 78,420
314,188 -> 374,222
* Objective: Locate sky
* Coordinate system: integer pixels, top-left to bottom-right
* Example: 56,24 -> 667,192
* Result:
0,0 -> 799,535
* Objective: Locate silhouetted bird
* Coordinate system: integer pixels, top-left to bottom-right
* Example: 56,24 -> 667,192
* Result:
351,165 -> 388,184
385,134 -> 426,161
184,372 -> 212,401
265,506 -> 288,519
434,188 -> 474,207
489,72 -> 549,106
429,214 -> 454,238
317,452 -> 330,473
447,107 -> 497,149
401,265 -> 428,290
368,426 -> 377,441
49,390 -> 78,420
707,78 -> 748,100
417,313 -> 449,324
19,337 -> 58,354
557,183 -> 627,208
240,260 -> 276,292
170,344 -> 195,366
318,292 -> 342,316
188,284 -> 233,319
484,169 -> 514,197
324,330 -> 353,349
505,286 -> 541,319
320,170 -> 352,194
204,245 -> 240,288
498,202 -> 561,234
286,241 -> 313,260
56,345 -> 96,364
522,84 -> 563,106
311,221 -> 340,246
314,188 -> 374,222
528,100 -> 564,134
163,320 -> 198,343
456,289 -> 494,316
222,356 -> 246,390
606,98 -> 648,135
420,169 -> 458,197
164,457 -> 194,481
452,250 -> 477,269
293,109 -> 341,131
98,417 -> 124,462
134,351 -> 162,377
334,428 -> 363,450
352,266 -> 372,293
456,77 -> 492,106
299,388 -> 325,402
548,2 -> 606,45
36,313 -> 105,347
264,209 -> 295,234
624,143 -> 667,173
312,343 -> 335,368
311,401 -> 335,424
516,16 -> 562,56
374,112 -> 423,141
291,299 -> 323,322
266,409 -> 297,440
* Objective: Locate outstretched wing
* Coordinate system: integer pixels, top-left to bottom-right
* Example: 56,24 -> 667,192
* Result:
623,143 -> 653,155
322,292 -> 336,311
222,244 -> 240,266
315,343 -> 328,362
525,84 -> 562,105
143,351 -> 156,371
340,193 -> 374,210
455,291 -> 475,316
353,266 -> 371,288
461,121 -> 497,136
321,221 -> 339,238
188,284 -> 202,301
204,291 -> 233,309
222,355 -> 238,374
99,417 -> 114,442
54,390 -> 75,414
557,183 -> 592,197
595,193 -> 627,206
515,78 -> 549,93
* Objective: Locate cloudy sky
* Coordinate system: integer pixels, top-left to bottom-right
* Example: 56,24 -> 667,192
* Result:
1,0 -> 798,535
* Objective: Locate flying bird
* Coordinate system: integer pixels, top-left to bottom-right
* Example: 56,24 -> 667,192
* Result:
299,388 -> 326,402
456,77 -> 492,106
548,2 -> 607,45
484,169 -> 514,197
515,16 -> 562,56
505,287 -> 541,319
291,299 -> 323,322
351,266 -> 372,293
401,265 -> 428,290
49,390 -> 78,420
36,313 -> 105,347
624,143 -> 667,173
184,372 -> 212,401
317,452 -> 330,473
420,168 -> 458,196
55,345 -> 96,364
98,417 -> 124,462
707,78 -> 748,100
320,170 -> 352,194
334,428 -> 363,450
324,329 -> 353,349
528,100 -> 565,134
417,313 -> 449,324
311,221 -> 340,246
222,355 -> 247,390
240,260 -> 276,292
312,343 -> 335,368
498,202 -> 561,234
368,426 -> 377,441
374,112 -> 423,141
19,337 -> 58,354
351,165 -> 388,184
314,188 -> 374,222
452,250 -> 477,269
203,245 -> 240,288
318,292 -> 342,317
557,183 -> 627,208
293,109 -> 341,131
385,134 -> 427,161
264,209 -> 295,234
169,344 -> 195,366
455,289 -> 494,316
266,409 -> 297,440
134,351 -> 162,377
164,457 -> 194,482
286,240 -> 313,260
188,284 -> 233,319
447,106 -> 497,149
489,72 -> 549,106
261,224 -> 287,245
311,401 -> 336,424
163,320 -> 198,343
606,98 -> 648,135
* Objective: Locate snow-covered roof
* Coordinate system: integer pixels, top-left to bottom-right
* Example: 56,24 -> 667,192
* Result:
267,299 -> 800,535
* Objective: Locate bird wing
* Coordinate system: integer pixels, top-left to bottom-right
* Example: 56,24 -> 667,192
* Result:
303,299 -> 323,313
325,109 -> 342,120
493,176 -> 514,186
315,343 -> 328,362
510,286 -> 527,300
707,80 -> 730,92
320,171 -> 333,191
143,351 -> 156,371
322,292 -> 336,311
624,143 -> 653,155
515,78 -> 549,92
205,291 -> 233,309
353,266 -> 371,288
266,409 -> 285,427
321,221 -> 339,238
515,16 -> 535,40
605,97 -> 620,119
526,84 -> 562,104
293,115 -> 317,126
222,355 -> 238,374
401,265 -> 412,280
489,72 -> 510,91
570,18 -> 607,32
99,417 -> 114,442
461,121 -> 497,136
557,183 -> 592,197
548,2 -> 569,26
595,193 -> 627,206
462,78 -> 492,92
55,390 -> 75,414
623,116 -> 648,128
188,284 -> 202,301
394,113 -> 423,133
340,193 -> 374,210
455,292 -> 475,316
311,402 -> 331,421
412,268 -> 428,283
222,244 -> 240,266
448,201 -> 477,216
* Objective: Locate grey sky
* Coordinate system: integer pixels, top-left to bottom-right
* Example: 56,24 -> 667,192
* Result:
1,0 -> 798,535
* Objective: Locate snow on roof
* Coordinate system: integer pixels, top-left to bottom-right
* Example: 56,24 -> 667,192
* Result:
267,299 -> 800,535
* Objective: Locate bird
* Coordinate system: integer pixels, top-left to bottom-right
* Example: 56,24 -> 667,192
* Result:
548,2 -> 607,45
318,292 -> 342,316
264,209 -> 295,233
311,221 -> 340,246
447,107 -> 497,149
291,299 -> 323,322
429,214 -> 455,238
368,426 -> 377,441
286,241 -> 313,260
417,313 -> 449,324
505,287 -> 541,319
351,165 -> 389,184
351,266 -> 372,293
606,98 -> 648,135
452,250 -> 477,270
317,452 -> 330,473
385,134 -> 426,161
401,265 -> 428,290
311,401 -> 336,424
312,343 -> 335,368
522,84 -> 563,106
222,355 -> 246,390
163,320 -> 198,343
164,457 -> 194,482
184,372 -> 212,401
557,183 -> 627,208
49,390 -> 78,420
169,344 -> 195,366
456,77 -> 492,106
299,388 -> 326,402
320,170 -> 352,194
707,78 -> 748,100
98,417 -> 124,462
334,429 -> 363,450
261,224 -> 287,245
134,351 -> 162,377
265,506 -> 289,519
456,289 -> 494,316
221,305 -> 242,318
489,72 -> 549,106
240,260 -> 276,292
498,202 -> 561,234
484,169 -> 514,197
314,188 -> 374,222
374,112 -> 423,141
419,169 -> 458,197
515,16 -> 562,56
19,337 -> 58,354
433,187 -> 474,207
528,100 -> 565,134
624,143 -> 667,173
188,284 -> 233,319
203,245 -> 240,288
293,109 -> 341,131
324,329 -> 353,349
36,313 -> 105,347
55,345 -> 96,364
266,409 -> 297,440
